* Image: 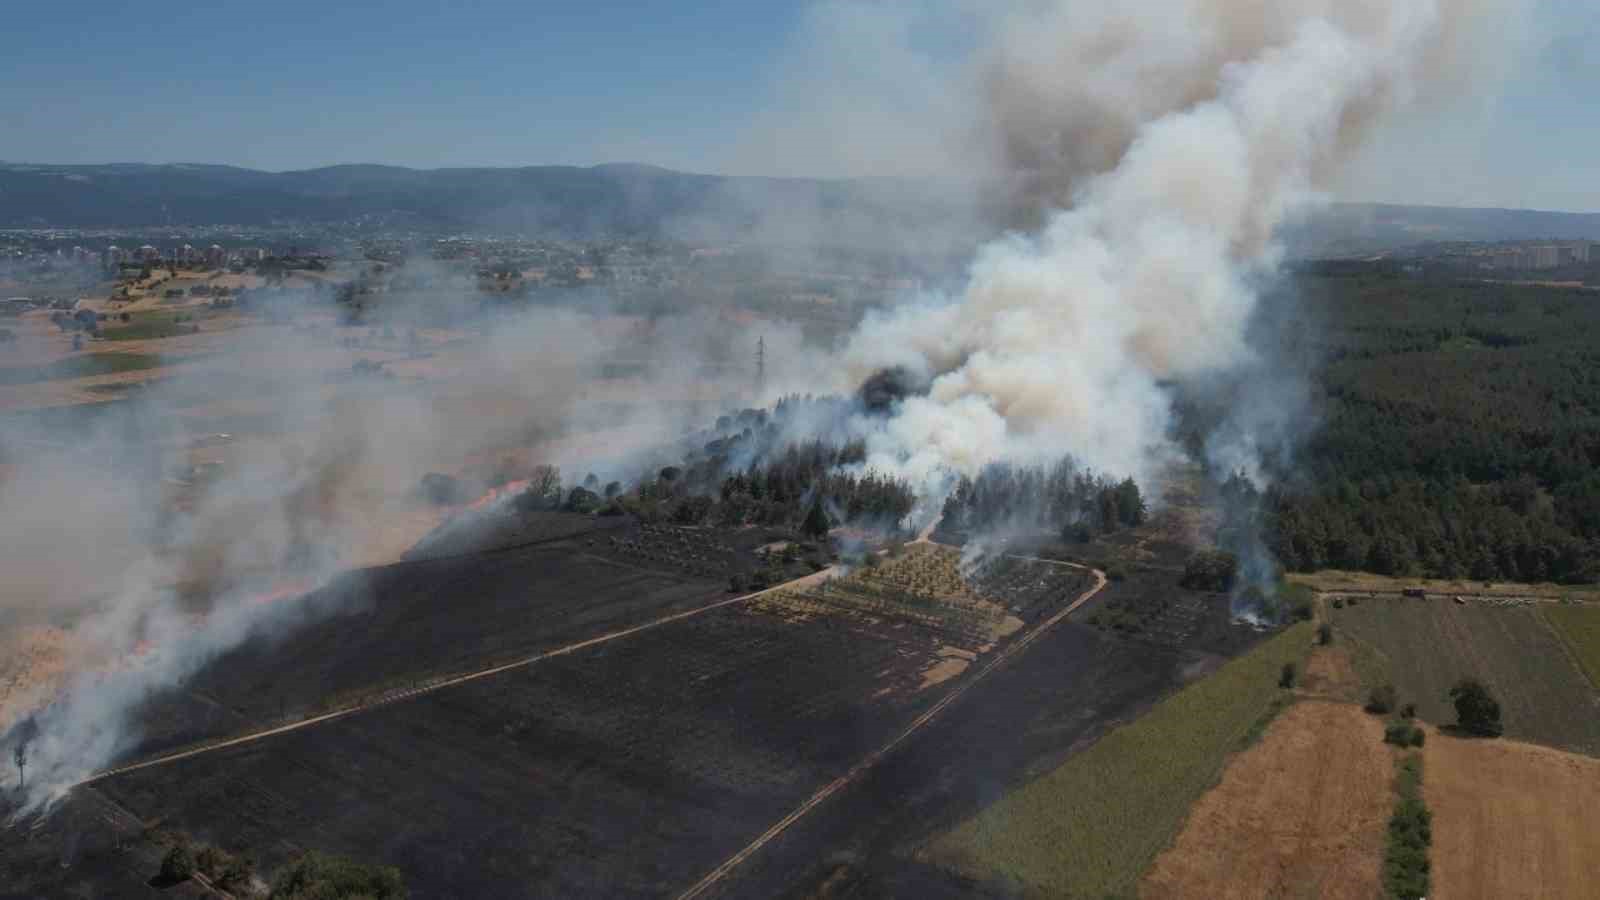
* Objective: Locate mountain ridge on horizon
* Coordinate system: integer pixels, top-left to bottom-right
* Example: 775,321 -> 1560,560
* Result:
5,160 -> 1600,249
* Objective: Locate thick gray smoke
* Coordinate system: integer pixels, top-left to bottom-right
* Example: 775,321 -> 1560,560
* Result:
0,291 -> 814,814
826,0 -> 1526,498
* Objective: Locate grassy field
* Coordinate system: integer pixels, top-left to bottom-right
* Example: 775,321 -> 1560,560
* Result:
1541,605 -> 1600,688
0,352 -> 165,385
1333,599 -> 1600,754
99,309 -> 218,341
925,622 -> 1314,898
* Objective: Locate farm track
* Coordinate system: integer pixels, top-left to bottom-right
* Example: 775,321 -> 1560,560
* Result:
675,555 -> 1107,900
80,563 -> 836,788
1311,588 -> 1578,606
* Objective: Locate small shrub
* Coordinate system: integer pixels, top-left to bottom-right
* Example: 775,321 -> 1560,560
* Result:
1180,550 -> 1238,591
1366,683 -> 1397,715
728,573 -> 747,593
160,844 -> 196,883
1400,703 -> 1417,720
1279,662 -> 1297,689
1332,597 -> 1345,609
1316,623 -> 1333,645
268,851 -> 406,900
1384,723 -> 1425,747
1104,563 -> 1127,582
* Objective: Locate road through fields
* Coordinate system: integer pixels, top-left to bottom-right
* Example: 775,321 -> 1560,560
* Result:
675,557 -> 1107,900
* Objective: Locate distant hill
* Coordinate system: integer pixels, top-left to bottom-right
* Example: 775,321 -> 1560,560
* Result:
1285,203 -> 1600,256
3,161 -> 1597,252
0,162 -> 971,249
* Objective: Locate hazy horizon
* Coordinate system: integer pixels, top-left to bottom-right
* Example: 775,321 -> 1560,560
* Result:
6,1 -> 1599,212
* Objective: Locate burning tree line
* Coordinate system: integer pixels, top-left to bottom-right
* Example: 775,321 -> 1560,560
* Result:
596,396 -> 917,532
518,436 -> 916,535
939,457 -> 1146,542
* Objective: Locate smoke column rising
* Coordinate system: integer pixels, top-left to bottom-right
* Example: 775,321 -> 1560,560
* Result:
837,0 -> 1524,492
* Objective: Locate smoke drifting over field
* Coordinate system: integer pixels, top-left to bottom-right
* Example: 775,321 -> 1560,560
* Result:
0,299 -> 810,813
1,0 -> 1530,817
831,0 -> 1525,496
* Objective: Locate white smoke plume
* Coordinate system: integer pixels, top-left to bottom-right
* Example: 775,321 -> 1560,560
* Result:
828,0 -> 1526,495
0,294 -> 814,814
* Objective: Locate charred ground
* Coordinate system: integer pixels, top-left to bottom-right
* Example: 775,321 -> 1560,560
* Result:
5,495 -> 1266,898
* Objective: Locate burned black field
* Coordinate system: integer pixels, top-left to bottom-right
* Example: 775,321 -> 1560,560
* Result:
5,514 -> 1263,899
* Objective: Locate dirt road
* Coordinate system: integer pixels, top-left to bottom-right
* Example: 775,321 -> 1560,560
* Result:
675,558 -> 1108,900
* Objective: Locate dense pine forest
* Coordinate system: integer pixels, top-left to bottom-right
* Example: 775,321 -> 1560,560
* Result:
1258,274 -> 1600,584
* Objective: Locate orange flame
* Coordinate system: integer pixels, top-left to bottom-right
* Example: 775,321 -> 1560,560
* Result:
465,478 -> 531,511
248,579 -> 317,606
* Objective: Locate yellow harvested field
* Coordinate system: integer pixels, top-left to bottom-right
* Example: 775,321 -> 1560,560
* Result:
1141,701 -> 1390,900
1426,733 -> 1600,900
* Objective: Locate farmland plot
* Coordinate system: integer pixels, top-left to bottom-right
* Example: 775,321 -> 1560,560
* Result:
755,545 -> 1030,650
926,622 -> 1314,899
1332,598 -> 1600,754
88,602 -> 980,899
1426,732 -> 1600,900
1541,604 -> 1600,688
125,534 -> 730,757
1141,701 -> 1391,900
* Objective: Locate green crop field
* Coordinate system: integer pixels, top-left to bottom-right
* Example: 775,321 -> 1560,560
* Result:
1333,599 -> 1600,754
100,310 -> 215,340
1542,605 -> 1600,689
926,622 -> 1313,898
0,352 -> 166,385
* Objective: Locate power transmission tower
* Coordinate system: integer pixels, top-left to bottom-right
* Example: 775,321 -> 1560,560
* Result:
755,335 -> 766,399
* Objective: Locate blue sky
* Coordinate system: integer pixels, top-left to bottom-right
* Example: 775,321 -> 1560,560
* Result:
4,0 -> 1598,210
2,1 -> 809,173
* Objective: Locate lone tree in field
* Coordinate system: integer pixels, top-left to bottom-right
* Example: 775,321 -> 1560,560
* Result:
1450,678 -> 1503,737
11,717 -> 35,791
801,499 -> 832,542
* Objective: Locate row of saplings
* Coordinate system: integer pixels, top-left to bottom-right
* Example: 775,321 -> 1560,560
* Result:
1279,625 -> 1503,900
1364,678 -> 1503,744
153,830 -> 405,899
